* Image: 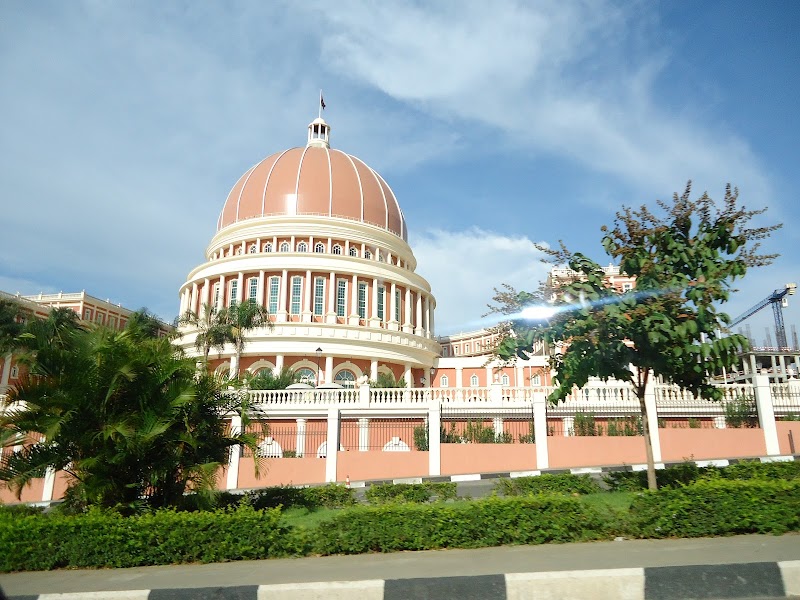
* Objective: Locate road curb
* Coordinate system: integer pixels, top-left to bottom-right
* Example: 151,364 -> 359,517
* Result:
8,560 -> 800,599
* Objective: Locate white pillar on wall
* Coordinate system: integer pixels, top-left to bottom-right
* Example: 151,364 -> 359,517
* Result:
403,288 -> 412,333
424,296 -> 431,337
296,418 -> 306,458
302,270 -> 312,322
389,282 -> 398,330
643,380 -> 663,463
428,404 -> 441,477
358,418 -> 369,451
275,354 -> 284,372
258,270 -> 266,306
404,364 -> 412,388
325,355 -> 334,385
753,374 -> 781,455
533,390 -> 549,469
415,294 -> 423,336
370,360 -> 378,381
371,278 -> 379,319
201,278 -> 210,315
349,274 -> 359,325
226,415 -> 242,490
327,272 -> 336,323
325,408 -> 339,483
236,272 -> 244,303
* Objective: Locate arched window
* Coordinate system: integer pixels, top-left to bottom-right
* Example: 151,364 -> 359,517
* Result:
314,243 -> 325,253
532,374 -> 541,386
377,251 -> 385,262
263,242 -> 273,253
279,242 -> 290,252
349,247 -> 359,257
364,250 -> 372,260
297,242 -> 308,253
470,374 -> 479,387
334,369 -> 356,388
235,247 -> 243,255
332,244 -> 342,255
249,244 -> 257,254
440,375 -> 449,388
296,367 -> 316,385
501,374 -> 510,386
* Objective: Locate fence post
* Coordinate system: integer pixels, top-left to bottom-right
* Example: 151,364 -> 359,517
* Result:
359,382 -> 371,408
428,403 -> 441,477
753,374 -> 781,456
325,407 -> 340,482
490,382 -> 503,404
226,415 -> 242,490
533,391 -> 549,470
643,381 -> 662,463
41,468 -> 56,503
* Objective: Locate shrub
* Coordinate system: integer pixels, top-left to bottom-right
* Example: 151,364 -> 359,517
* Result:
495,473 -> 601,496
314,495 -> 608,554
573,412 -> 600,436
302,484 -> 357,508
688,418 -> 701,429
627,479 -> 800,538
724,394 -> 759,428
246,484 -> 355,510
365,482 -> 457,505
413,425 -> 429,451
604,460 -> 800,492
607,417 -> 642,437
0,504 -> 298,572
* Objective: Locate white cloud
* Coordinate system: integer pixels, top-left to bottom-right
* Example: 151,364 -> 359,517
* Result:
410,228 -> 550,335
310,1 -> 772,205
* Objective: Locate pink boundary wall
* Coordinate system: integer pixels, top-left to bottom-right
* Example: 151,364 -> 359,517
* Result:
660,429 -> 767,462
441,444 -> 537,475
548,437 -> 645,469
777,422 -> 800,455
237,456 -> 326,488
337,451 -> 428,481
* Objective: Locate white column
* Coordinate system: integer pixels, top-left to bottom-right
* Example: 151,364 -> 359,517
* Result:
643,380 -> 663,463
258,270 -> 266,306
201,278 -> 210,315
190,283 -> 198,315
226,415 -> 242,490
41,468 -> 56,502
428,404 -> 441,476
358,418 -> 369,451
218,275 -> 225,310
1,353 -> 12,389
753,374 -> 781,455
349,274 -> 359,325
278,269 -> 288,322
389,282 -> 398,331
370,360 -> 378,381
325,355 -> 334,385
302,270 -> 312,322
326,272 -> 336,323
563,416 -> 575,437
275,354 -> 284,372
424,296 -> 431,337
403,288 -> 412,333
325,408 -> 340,483
371,278 -> 379,319
237,272 -> 244,303
455,366 -> 463,388
404,364 -> 412,388
415,294 -> 423,335
533,390 -> 549,469
429,302 -> 435,337
296,418 -> 306,457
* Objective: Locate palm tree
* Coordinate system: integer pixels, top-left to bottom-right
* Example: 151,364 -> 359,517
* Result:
177,303 -> 228,365
0,315 -> 262,511
246,367 -> 299,390
217,300 -> 272,379
0,297 -> 24,356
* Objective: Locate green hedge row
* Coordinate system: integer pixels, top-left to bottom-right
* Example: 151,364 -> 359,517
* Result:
178,484 -> 357,512
313,495 -> 608,554
495,473 -> 601,496
365,482 -> 457,504
3,477 -> 800,572
605,460 -> 800,491
0,505 -> 299,572
627,479 -> 800,537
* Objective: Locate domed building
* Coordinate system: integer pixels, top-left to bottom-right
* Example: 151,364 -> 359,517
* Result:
176,117 -> 440,386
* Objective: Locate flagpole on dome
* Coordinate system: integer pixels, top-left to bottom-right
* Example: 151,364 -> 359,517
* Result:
318,90 -> 326,119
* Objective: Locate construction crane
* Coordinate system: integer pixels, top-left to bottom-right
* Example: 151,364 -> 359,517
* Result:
730,283 -> 797,348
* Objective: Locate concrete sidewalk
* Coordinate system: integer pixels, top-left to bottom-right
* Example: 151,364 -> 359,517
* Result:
2,534 -> 799,599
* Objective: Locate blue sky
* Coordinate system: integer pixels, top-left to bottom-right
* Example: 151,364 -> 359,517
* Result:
1,1 -> 798,341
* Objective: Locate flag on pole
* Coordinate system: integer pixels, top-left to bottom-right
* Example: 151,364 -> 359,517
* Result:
320,95 -> 326,110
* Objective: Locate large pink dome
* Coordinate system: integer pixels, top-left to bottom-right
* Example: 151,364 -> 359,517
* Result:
217,139 -> 407,240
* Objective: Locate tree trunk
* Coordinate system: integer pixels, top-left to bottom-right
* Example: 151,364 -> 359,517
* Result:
638,391 -> 658,491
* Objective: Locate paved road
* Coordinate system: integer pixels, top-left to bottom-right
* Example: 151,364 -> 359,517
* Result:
2,533 -> 798,596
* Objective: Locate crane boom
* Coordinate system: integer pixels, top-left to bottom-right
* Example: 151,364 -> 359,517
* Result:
730,283 -> 796,348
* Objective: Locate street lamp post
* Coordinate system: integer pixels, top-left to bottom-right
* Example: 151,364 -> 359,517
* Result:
315,347 -> 323,387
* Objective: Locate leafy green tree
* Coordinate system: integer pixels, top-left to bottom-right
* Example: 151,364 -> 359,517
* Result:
177,303 -> 229,364
246,367 -> 299,390
369,372 -> 407,388
217,300 -> 273,379
0,297 -> 25,356
0,310 -> 261,511
495,183 -> 779,490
